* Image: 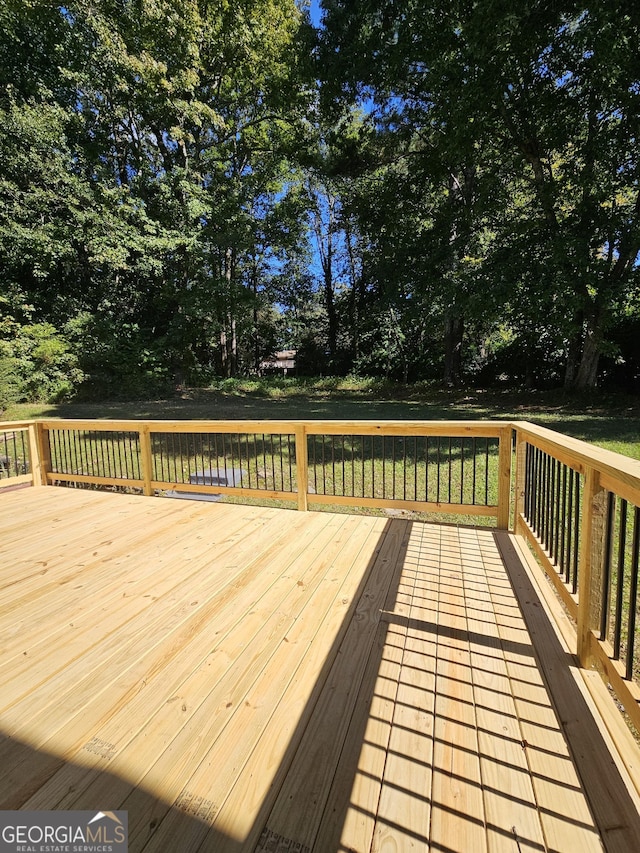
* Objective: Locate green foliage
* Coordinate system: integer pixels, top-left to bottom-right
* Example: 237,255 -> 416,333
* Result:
0,322 -> 84,402
1,1 -> 640,394
318,0 -> 640,389
0,356 -> 23,412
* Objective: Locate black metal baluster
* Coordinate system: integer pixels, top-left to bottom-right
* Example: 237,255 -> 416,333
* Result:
425,436 -> 430,502
614,501 -> 628,660
382,436 -> 387,500
553,459 -> 560,560
566,467 -> 575,584
351,435 -> 356,498
559,464 -> 568,580
392,436 -> 397,501
571,477 -> 580,594
484,439 -> 490,506
73,430 -> 82,477
600,492 -> 616,640
342,435 -> 346,496
544,452 -> 552,551
625,506 -> 640,680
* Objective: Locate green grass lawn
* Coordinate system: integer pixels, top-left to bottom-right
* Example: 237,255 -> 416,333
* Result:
4,377 -> 639,460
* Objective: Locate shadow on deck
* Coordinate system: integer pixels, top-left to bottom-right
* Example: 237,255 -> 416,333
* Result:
0,487 -> 639,852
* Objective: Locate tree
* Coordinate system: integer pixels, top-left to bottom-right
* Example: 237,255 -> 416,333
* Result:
0,0 -> 314,396
319,0 -> 640,388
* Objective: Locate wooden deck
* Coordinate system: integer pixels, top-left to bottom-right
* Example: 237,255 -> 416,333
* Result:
1,488 -> 640,852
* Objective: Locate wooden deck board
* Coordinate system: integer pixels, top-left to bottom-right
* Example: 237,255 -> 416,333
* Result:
1,488 -> 638,852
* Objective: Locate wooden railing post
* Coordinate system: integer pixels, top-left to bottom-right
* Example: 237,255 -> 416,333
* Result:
497,426 -> 513,530
139,425 -> 154,497
31,422 -> 51,486
577,466 -> 605,667
294,424 -> 308,511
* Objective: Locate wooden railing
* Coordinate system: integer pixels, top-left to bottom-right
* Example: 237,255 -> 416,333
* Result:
514,421 -> 640,734
3,416 -> 639,733
26,419 -> 513,525
0,422 -> 40,488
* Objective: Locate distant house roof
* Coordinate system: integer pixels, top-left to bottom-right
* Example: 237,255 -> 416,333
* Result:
261,350 -> 296,372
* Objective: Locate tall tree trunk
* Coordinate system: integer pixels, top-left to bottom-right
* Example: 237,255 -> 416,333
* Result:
565,309 -> 603,390
443,313 -> 464,386
573,317 -> 602,389
222,246 -> 236,377
564,309 -> 586,389
325,268 -> 338,363
251,263 -> 260,374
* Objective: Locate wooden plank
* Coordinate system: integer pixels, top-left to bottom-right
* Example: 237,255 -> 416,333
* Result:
370,521 -> 439,852
458,526 -> 546,852
5,485 -> 640,852
513,432 -> 527,537
0,473 -> 32,488
587,637 -> 640,738
307,492 -> 499,516
17,511 -> 353,821
428,525 -> 488,853
0,503 -> 280,757
0,420 -> 35,429
508,534 -> 640,806
35,421 -> 52,486
257,520 -> 412,851
493,531 -> 621,851
153,481 -> 295,502
483,530 -> 600,852
0,493 -> 199,603
37,418 -> 510,438
304,421 -> 508,438
307,523 -> 417,853
0,501 -> 252,663
599,470 -> 640,511
8,507 -> 335,810
0,485 -> 122,544
121,515 -> 386,852
46,472 -> 144,487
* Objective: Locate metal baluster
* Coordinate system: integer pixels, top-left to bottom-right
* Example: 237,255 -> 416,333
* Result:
625,506 -> 640,680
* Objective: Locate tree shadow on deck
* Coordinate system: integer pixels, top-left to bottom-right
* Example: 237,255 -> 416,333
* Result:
252,521 -> 640,852
0,730 -> 240,852
496,531 -> 640,853
3,505 -> 640,852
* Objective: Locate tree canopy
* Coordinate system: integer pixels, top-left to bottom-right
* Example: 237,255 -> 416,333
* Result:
1,0 -> 639,401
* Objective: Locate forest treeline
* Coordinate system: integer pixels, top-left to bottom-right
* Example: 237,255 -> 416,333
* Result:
1,0 -> 639,403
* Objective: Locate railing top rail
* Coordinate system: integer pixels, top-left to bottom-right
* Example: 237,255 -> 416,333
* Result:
514,420 -> 640,501
0,421 -> 35,430
30,417 -> 512,435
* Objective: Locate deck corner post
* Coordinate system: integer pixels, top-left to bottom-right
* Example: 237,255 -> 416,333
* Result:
497,425 -> 513,530
30,422 -> 51,486
294,424 -> 309,511
577,466 -> 605,667
139,425 -> 154,497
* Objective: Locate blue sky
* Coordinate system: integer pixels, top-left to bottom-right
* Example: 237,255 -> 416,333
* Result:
309,0 -> 322,27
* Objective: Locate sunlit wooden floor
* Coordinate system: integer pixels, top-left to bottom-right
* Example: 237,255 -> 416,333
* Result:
1,487 -> 639,852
